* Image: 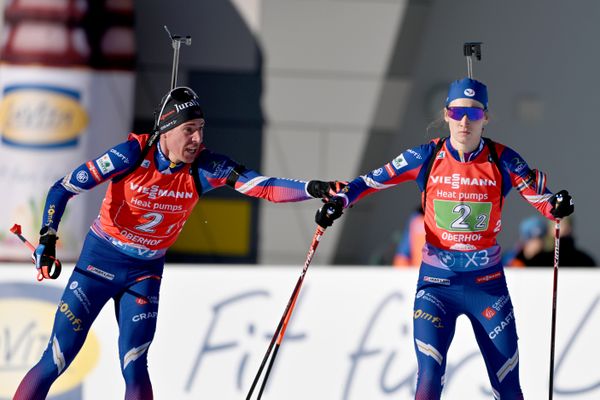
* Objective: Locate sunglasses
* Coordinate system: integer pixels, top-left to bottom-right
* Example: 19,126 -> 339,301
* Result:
446,106 -> 486,121
169,86 -> 199,102
155,86 -> 200,126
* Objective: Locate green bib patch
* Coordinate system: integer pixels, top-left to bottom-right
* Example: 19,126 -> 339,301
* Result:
434,200 -> 492,232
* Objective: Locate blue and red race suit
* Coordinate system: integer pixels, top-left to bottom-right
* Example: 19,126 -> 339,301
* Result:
14,133 -> 312,400
337,137 -> 555,400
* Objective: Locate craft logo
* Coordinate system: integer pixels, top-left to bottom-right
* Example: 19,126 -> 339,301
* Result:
407,148 -> 422,159
0,283 -> 100,399
0,84 -> 88,148
482,306 -> 496,320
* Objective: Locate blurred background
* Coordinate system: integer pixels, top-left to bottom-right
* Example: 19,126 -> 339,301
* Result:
0,0 -> 597,267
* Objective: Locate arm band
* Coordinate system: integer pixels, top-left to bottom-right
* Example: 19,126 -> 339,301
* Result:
226,164 -> 247,188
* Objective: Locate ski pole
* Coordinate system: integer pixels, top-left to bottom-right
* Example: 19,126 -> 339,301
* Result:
10,224 -> 62,281
246,225 -> 326,400
548,217 -> 561,400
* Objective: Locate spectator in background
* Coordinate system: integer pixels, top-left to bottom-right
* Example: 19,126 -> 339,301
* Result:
393,207 -> 425,267
503,215 -> 548,267
526,216 -> 596,267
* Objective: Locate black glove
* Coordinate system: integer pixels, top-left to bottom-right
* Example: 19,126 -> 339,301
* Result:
550,190 -> 574,218
33,227 -> 61,279
315,197 -> 344,228
307,180 -> 348,202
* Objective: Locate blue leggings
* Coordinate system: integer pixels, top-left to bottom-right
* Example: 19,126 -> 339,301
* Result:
413,263 -> 524,400
14,233 -> 164,400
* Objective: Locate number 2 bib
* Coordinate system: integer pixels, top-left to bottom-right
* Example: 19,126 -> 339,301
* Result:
423,142 -> 503,251
98,135 -> 199,251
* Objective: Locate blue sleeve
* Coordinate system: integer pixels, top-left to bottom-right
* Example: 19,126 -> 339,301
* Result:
196,150 -> 311,202
498,144 -> 554,218
339,142 -> 435,206
194,150 -> 238,194
498,145 -> 531,197
41,139 -> 141,230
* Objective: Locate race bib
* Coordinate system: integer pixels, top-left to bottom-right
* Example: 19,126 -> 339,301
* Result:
433,200 -> 492,232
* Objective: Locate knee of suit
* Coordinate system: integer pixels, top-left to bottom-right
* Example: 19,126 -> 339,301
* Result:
121,340 -> 153,376
37,334 -> 81,377
121,356 -> 150,381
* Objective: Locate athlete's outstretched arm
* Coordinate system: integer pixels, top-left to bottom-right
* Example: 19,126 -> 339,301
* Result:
232,168 -> 312,202
336,143 -> 431,207
195,149 -> 335,202
314,143 -> 433,228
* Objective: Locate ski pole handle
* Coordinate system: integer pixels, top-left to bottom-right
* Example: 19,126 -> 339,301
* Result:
10,224 -> 35,251
10,224 -> 62,281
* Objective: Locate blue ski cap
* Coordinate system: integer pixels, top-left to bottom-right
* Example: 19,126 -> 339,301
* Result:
445,78 -> 488,109
519,215 -> 548,241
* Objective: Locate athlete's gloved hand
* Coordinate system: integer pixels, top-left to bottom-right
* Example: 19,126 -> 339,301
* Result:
550,190 -> 574,218
307,180 -> 347,202
315,197 -> 344,228
32,227 -> 61,279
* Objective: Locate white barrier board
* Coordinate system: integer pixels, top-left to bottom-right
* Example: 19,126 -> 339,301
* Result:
1,265 -> 598,399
